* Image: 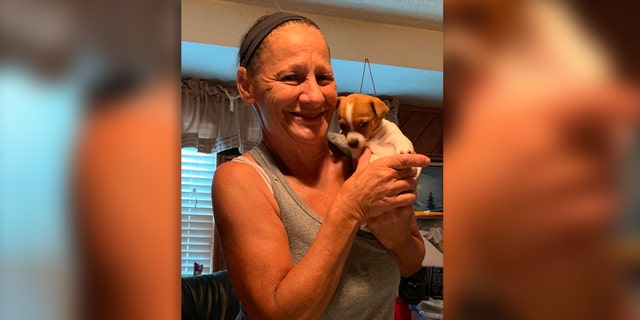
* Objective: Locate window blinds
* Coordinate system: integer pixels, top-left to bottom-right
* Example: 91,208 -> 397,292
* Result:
180,148 -> 216,276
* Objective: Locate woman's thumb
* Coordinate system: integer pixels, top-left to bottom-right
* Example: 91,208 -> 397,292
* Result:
355,148 -> 372,172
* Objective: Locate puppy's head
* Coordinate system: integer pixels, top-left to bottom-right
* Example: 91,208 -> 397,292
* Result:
336,93 -> 389,150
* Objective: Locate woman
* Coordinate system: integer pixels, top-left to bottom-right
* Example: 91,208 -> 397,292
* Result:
212,12 -> 429,319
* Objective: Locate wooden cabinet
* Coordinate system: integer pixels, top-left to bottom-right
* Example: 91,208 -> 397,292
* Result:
397,105 -> 443,156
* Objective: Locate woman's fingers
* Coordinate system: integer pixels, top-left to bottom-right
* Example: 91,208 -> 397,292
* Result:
381,153 -> 431,171
396,166 -> 419,180
354,148 -> 372,173
391,174 -> 419,194
392,191 -> 419,208
367,176 -> 419,217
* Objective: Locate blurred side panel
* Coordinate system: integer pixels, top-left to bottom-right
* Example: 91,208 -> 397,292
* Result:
0,0 -> 181,319
444,0 -> 640,319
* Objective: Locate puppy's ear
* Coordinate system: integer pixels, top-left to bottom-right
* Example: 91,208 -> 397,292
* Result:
370,98 -> 389,118
336,97 -> 343,110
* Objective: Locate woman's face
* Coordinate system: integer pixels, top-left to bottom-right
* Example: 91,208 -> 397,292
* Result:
245,23 -> 338,146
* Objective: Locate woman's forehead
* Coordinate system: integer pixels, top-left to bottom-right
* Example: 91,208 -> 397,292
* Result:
250,23 -> 332,75
265,23 -> 328,51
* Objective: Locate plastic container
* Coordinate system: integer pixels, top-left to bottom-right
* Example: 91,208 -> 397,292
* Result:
416,298 -> 443,320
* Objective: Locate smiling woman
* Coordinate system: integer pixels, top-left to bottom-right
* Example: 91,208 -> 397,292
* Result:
211,12 -> 429,320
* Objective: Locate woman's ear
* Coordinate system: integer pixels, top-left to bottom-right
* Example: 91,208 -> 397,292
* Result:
236,67 -> 256,105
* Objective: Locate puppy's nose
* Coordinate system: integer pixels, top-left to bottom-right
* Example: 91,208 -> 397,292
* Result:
348,140 -> 360,148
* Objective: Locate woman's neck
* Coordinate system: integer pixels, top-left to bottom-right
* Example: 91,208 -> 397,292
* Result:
262,136 -> 335,180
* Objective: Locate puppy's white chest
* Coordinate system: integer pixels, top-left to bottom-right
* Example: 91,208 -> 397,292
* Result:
368,120 -> 415,157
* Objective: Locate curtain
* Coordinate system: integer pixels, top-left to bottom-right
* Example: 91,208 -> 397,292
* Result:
181,78 -> 261,154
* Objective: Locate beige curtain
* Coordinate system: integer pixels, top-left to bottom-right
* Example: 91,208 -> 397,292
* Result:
181,78 -> 261,153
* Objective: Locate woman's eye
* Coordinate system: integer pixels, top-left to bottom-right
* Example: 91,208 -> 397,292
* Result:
316,75 -> 334,85
281,75 -> 300,83
359,121 -> 368,128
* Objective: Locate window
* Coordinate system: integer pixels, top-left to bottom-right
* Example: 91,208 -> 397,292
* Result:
181,148 -> 216,276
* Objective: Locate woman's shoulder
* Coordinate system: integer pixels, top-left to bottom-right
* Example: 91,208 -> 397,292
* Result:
212,153 -> 279,217
213,153 -> 274,195
214,154 -> 257,181
327,132 -> 353,160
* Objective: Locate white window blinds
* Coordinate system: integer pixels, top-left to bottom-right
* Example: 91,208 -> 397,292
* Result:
181,148 -> 216,276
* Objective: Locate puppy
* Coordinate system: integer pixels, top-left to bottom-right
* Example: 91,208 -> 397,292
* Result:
336,93 -> 420,176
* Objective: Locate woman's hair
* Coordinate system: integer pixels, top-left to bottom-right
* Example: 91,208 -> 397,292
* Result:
238,12 -> 321,75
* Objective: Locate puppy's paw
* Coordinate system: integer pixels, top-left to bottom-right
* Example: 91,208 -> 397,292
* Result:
398,149 -> 414,155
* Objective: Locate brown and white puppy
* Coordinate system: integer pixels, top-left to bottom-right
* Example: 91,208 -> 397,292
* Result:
336,93 -> 420,176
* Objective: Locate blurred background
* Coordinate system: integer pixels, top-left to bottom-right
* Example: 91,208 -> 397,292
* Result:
1,0 -> 179,319
445,0 -> 640,319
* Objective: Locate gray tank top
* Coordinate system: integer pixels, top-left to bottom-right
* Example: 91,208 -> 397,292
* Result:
236,133 -> 399,319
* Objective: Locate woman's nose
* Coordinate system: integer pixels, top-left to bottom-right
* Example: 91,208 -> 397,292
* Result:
298,77 -> 325,106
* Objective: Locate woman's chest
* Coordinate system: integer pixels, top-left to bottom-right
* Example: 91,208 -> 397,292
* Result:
285,176 -> 343,219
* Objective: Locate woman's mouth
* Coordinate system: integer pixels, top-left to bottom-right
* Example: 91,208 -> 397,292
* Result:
289,111 -> 325,121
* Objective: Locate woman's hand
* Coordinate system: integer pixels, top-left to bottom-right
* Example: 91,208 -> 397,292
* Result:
367,205 -> 416,249
334,150 -> 428,276
367,205 -> 426,276
334,149 -> 430,224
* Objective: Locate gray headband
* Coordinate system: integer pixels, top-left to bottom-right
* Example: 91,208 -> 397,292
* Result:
239,12 -> 319,68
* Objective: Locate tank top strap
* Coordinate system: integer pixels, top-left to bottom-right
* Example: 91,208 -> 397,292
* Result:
230,155 -> 273,195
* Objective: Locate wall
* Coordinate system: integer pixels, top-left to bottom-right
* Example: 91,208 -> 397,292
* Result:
182,0 -> 442,72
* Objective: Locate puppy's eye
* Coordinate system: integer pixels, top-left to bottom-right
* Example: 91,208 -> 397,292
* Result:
339,124 -> 347,132
359,121 -> 368,128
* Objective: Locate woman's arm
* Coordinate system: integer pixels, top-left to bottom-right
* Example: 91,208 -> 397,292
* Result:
213,161 -> 360,320
367,206 -> 426,277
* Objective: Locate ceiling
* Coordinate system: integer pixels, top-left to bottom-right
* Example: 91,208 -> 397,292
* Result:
181,0 -> 443,108
223,0 -> 443,31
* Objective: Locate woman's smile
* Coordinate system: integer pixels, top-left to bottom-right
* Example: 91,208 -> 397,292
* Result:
288,110 -> 326,122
